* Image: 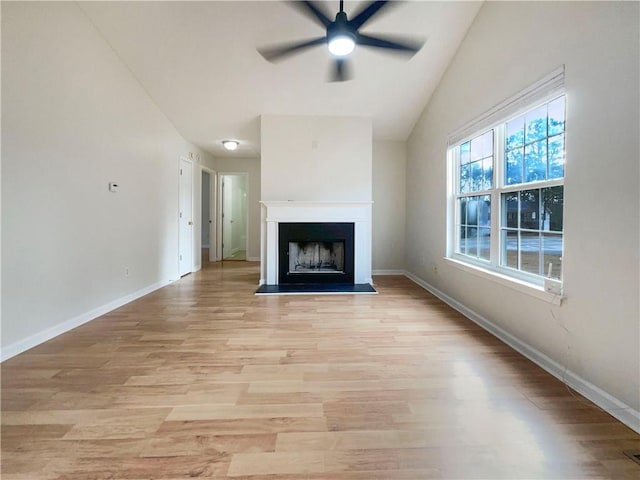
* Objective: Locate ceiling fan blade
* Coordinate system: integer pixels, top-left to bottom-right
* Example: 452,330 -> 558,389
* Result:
288,1 -> 332,28
348,1 -> 391,30
258,36 -> 326,62
356,33 -> 424,56
329,58 -> 352,82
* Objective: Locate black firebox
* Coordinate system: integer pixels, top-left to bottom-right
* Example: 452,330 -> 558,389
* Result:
278,222 -> 354,284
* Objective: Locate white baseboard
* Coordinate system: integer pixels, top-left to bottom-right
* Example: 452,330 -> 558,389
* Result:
247,256 -> 260,262
1,279 -> 174,362
372,269 -> 405,276
404,270 -> 640,434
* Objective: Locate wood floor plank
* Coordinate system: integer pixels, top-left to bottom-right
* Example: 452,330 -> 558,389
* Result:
1,261 -> 638,479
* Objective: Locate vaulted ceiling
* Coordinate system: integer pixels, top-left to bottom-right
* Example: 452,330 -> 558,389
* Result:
80,1 -> 482,157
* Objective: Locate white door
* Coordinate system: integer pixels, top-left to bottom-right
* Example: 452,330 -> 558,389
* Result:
222,175 -> 233,259
201,169 -> 217,263
209,171 -> 217,262
179,159 -> 193,276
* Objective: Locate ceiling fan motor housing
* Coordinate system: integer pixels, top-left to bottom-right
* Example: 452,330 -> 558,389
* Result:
327,11 -> 356,56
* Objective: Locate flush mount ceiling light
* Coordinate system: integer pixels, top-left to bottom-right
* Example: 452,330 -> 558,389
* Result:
222,140 -> 239,151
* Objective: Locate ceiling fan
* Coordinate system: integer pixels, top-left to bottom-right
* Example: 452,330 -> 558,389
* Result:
258,0 -> 425,82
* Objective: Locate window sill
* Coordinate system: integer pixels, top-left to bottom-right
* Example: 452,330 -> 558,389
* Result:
444,257 -> 564,305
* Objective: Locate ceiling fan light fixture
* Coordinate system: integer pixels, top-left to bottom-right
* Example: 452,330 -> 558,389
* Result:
222,140 -> 239,151
328,35 -> 355,57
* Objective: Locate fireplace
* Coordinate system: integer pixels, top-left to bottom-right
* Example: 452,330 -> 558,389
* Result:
278,222 -> 354,284
260,201 -> 372,286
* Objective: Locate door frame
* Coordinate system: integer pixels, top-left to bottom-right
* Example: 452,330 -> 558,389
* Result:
217,172 -> 249,261
201,166 -> 218,262
178,157 -> 194,276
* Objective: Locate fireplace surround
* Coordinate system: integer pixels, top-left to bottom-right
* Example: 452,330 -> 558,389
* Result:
260,201 -> 373,286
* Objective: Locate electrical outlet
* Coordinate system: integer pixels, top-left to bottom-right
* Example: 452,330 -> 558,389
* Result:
124,267 -> 130,277
432,263 -> 439,274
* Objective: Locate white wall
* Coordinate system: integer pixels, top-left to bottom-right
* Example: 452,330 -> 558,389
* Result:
261,115 -> 372,201
214,157 -> 261,261
372,141 -> 406,272
1,2 -> 214,356
406,1 -> 639,418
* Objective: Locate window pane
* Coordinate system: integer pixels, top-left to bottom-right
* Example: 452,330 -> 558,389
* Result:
471,136 -> 483,162
482,157 -> 493,190
502,230 -> 519,269
459,163 -> 470,193
460,141 -> 471,164
525,139 -> 547,182
506,148 -> 523,185
480,130 -> 493,158
458,225 -> 467,254
467,196 -> 478,226
459,197 -> 468,225
466,227 -> 478,257
543,233 -> 562,279
479,195 -> 491,227
506,115 -> 524,150
525,105 -> 547,144
548,97 -> 565,136
542,186 -> 563,231
548,134 -> 565,179
471,161 -> 483,191
520,189 -> 540,230
479,228 -> 491,260
503,192 -> 518,228
520,232 -> 540,275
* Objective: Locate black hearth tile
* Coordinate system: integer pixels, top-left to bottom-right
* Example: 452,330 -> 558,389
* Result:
254,283 -> 377,295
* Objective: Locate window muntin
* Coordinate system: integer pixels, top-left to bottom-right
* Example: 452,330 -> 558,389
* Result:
500,186 -> 564,279
450,95 -> 565,285
505,96 -> 565,186
455,130 -> 493,262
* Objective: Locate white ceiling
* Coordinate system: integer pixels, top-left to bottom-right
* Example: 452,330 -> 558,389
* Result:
80,1 -> 482,158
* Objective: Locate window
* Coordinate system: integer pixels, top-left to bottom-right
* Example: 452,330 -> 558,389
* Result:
449,93 -> 566,287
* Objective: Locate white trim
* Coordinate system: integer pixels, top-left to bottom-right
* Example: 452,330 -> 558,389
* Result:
403,270 -> 640,434
247,256 -> 260,262
444,257 -> 563,305
0,279 -> 174,362
448,66 -> 565,146
372,269 -> 405,276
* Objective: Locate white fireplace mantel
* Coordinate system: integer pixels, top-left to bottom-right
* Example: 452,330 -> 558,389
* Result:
260,201 -> 373,285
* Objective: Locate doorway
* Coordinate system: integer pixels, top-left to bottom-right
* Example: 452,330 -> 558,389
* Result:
179,158 -> 194,276
218,173 -> 248,261
201,168 -> 217,265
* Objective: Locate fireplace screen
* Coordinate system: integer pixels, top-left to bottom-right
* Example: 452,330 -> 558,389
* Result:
288,241 -> 345,274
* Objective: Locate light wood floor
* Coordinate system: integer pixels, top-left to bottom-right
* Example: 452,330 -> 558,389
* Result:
2,262 -> 638,479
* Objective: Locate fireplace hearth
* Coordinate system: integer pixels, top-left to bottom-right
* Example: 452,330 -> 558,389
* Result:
278,222 -> 354,284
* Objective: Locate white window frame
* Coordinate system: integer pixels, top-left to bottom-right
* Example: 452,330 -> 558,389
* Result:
445,67 -> 566,302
